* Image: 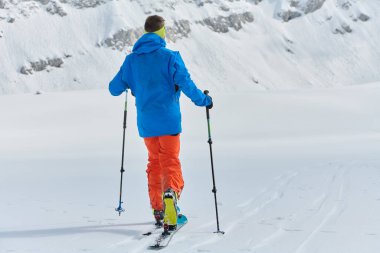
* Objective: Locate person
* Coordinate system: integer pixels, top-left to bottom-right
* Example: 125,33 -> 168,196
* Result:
109,15 -> 213,232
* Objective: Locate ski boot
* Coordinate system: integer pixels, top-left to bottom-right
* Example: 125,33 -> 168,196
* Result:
163,188 -> 178,235
153,209 -> 164,227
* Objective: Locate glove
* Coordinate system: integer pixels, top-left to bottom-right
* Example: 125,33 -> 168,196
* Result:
206,96 -> 213,109
203,90 -> 213,109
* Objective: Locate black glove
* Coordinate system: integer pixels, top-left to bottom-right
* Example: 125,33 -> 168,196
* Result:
204,90 -> 213,109
207,96 -> 213,109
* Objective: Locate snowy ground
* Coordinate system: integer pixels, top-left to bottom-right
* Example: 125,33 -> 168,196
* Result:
1,83 -> 380,252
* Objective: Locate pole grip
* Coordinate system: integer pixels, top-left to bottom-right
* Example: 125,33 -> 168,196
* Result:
204,90 -> 210,119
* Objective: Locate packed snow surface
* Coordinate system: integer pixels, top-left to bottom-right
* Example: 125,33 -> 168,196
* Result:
1,83 -> 380,252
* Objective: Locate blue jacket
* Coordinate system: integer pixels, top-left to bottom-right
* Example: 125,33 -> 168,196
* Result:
109,33 -> 211,138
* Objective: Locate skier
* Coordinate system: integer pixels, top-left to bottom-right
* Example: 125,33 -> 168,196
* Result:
109,15 -> 213,232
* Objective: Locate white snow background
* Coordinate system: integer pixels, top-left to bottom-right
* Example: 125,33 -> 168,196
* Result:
1,84 -> 380,252
1,0 -> 380,252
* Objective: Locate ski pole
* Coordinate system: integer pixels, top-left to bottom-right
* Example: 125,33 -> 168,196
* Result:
115,92 -> 128,216
204,90 -> 224,234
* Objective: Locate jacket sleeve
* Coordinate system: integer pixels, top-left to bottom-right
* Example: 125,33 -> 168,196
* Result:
173,52 -> 211,106
109,63 -> 129,96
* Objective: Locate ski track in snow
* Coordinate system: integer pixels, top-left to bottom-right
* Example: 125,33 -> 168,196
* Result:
191,172 -> 299,251
161,161 -> 380,253
1,87 -> 380,252
241,164 -> 343,252
292,165 -> 348,253
246,161 -> 380,253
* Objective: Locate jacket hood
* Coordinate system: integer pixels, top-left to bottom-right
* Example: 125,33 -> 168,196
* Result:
133,33 -> 166,55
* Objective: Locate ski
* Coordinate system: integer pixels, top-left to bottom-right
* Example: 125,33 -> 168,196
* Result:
142,223 -> 163,237
148,222 -> 187,249
142,210 -> 164,237
148,215 -> 188,250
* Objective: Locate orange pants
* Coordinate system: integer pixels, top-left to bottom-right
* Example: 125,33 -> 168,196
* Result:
144,135 -> 184,211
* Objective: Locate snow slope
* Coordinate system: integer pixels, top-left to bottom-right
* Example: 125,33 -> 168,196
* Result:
1,82 -> 380,252
0,0 -> 380,94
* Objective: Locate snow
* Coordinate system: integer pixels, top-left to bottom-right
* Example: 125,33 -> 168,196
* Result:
1,0 -> 380,94
1,0 -> 380,252
1,82 -> 380,252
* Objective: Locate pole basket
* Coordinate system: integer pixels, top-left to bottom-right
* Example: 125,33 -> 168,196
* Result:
115,203 -> 125,216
